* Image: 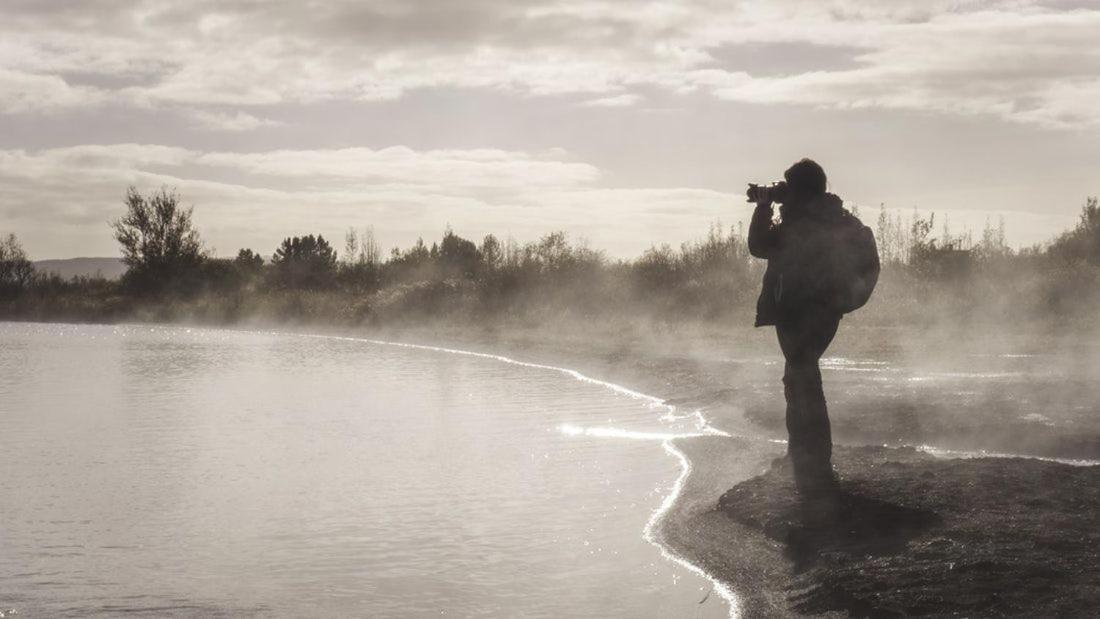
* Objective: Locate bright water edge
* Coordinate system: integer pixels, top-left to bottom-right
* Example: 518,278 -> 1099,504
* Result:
0,323 -> 728,617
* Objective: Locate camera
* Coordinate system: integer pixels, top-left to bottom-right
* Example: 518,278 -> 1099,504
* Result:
746,181 -> 788,204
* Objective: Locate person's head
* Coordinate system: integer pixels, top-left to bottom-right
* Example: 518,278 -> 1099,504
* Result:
783,158 -> 827,203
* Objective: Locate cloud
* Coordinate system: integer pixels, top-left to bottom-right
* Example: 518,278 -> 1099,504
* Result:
0,143 -> 726,259
193,146 -> 601,191
0,141 -> 1078,260
0,68 -> 105,113
581,93 -> 643,107
699,8 -> 1100,128
0,1 -> 1095,127
190,110 -> 284,131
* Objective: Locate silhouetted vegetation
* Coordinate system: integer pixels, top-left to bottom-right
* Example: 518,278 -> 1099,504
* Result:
1048,197 -> 1100,265
3,188 -> 1100,332
0,234 -> 35,295
235,248 -> 265,273
112,187 -> 205,295
272,234 -> 337,289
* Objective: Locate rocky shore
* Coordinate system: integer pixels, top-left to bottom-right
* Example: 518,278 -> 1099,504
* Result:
658,439 -> 1100,617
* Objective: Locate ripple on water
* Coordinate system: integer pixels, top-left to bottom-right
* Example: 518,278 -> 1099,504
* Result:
0,323 -> 732,618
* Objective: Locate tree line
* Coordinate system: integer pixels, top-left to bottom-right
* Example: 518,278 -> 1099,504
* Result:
2,187 -> 1099,328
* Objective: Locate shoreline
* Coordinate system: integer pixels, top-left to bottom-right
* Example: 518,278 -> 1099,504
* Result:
3,320 -> 757,616
4,320 -> 749,616
656,435 -> 792,617
7,319 -> 1100,616
342,322 -> 1100,616
0,320 -> 743,617
281,328 -> 750,617
190,323 -> 808,616
644,440 -> 742,617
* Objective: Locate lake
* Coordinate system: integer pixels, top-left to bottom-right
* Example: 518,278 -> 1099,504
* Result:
0,323 -> 730,617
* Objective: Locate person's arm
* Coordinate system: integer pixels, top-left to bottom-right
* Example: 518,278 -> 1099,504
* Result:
747,202 -> 779,259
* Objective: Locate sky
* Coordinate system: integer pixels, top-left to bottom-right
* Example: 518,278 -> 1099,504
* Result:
1,0 -> 1098,260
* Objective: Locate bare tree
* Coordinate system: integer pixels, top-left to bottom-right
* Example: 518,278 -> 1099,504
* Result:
345,226 -> 381,266
480,234 -> 502,272
111,187 -> 205,290
344,228 -> 359,265
360,225 -> 381,266
0,233 -> 35,291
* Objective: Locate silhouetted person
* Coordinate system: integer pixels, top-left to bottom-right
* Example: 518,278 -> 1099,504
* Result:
747,159 -> 879,493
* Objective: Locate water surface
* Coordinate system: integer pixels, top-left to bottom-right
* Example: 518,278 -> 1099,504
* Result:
0,323 -> 728,617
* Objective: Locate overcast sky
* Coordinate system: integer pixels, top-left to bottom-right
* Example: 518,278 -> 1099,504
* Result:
1,0 -> 1097,259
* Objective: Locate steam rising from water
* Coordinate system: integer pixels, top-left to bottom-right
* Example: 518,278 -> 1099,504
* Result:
2,323 -> 742,617
272,330 -> 743,616
231,327 -> 1099,617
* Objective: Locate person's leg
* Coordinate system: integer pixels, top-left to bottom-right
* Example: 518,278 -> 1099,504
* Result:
800,314 -> 839,470
781,360 -> 804,459
776,312 -> 840,485
776,320 -> 812,465
797,363 -> 831,471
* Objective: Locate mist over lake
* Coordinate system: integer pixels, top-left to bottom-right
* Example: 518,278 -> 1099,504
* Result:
4,1 -> 1100,614
0,322 -> 729,617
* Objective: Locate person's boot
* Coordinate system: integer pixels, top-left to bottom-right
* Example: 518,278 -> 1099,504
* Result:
769,453 -> 797,476
792,448 -> 839,499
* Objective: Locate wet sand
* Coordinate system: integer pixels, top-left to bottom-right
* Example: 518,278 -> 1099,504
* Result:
652,436 -> 794,617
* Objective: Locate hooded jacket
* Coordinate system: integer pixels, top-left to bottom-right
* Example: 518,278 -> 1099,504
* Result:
748,193 -> 853,327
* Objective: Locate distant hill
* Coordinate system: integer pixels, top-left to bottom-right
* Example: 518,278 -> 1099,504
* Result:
34,258 -> 126,280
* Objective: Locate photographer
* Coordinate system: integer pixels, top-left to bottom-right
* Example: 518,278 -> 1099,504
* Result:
747,158 -> 878,494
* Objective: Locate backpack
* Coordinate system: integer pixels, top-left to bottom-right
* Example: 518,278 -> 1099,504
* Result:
826,213 -> 880,314
764,199 -> 880,321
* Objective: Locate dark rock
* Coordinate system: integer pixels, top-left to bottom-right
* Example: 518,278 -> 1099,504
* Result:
717,446 -> 1100,617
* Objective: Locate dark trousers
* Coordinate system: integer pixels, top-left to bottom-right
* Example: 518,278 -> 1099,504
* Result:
776,312 -> 840,478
